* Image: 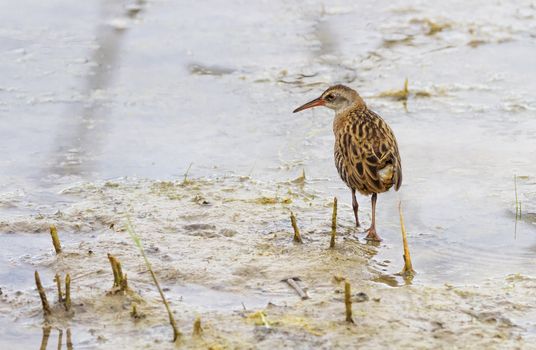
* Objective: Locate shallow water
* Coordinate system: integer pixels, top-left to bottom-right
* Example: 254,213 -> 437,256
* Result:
1,0 -> 536,347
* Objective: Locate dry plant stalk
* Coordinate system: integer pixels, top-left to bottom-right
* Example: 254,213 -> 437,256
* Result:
64,274 -> 72,311
290,212 -> 303,243
398,202 -> 416,277
344,281 -> 354,323
379,78 -> 409,101
107,254 -> 128,292
35,271 -> 51,316
131,304 -> 139,318
193,317 -> 203,336
126,219 -> 182,341
54,273 -> 63,303
330,197 -> 338,248
49,225 -> 62,254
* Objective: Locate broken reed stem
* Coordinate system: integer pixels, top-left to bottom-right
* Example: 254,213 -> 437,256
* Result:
131,304 -> 139,318
330,197 -> 338,248
49,225 -> 62,254
64,274 -> 71,311
398,202 -> 415,277
290,212 -> 303,243
126,219 -> 182,341
107,254 -> 128,291
35,271 -> 51,317
193,317 -> 203,336
55,273 -> 63,302
108,254 -> 120,286
344,281 -> 354,323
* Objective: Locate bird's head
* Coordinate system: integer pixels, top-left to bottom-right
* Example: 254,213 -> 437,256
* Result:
293,84 -> 365,114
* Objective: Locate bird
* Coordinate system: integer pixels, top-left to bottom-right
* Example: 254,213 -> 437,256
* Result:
293,85 -> 402,241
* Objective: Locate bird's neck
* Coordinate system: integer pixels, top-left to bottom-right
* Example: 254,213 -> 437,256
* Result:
337,97 -> 366,116
333,102 -> 367,134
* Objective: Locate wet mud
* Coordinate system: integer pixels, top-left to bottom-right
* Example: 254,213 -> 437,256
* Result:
1,0 -> 536,348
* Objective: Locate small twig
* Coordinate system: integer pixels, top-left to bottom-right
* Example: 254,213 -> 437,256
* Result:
290,212 -> 303,243
54,273 -> 63,303
35,271 -> 51,317
398,202 -> 416,278
49,225 -> 62,254
283,277 -> 309,300
330,197 -> 337,248
64,274 -> 71,311
192,317 -> 203,336
345,281 -> 354,323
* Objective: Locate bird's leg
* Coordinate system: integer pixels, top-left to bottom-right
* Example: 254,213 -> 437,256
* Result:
365,193 -> 382,241
351,189 -> 360,228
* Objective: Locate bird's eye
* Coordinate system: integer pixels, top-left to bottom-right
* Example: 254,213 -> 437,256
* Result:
325,94 -> 335,102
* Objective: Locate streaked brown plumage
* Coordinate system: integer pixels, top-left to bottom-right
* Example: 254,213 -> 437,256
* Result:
293,84 -> 402,241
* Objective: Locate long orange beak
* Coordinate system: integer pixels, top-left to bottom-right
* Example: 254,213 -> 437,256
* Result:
293,97 -> 325,113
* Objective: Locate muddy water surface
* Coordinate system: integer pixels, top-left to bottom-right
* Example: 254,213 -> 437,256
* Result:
1,0 -> 536,348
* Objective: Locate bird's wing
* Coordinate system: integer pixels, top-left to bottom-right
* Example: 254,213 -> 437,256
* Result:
345,110 -> 403,193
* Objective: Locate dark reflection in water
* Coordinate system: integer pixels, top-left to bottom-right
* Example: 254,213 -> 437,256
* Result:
38,326 -> 50,350
39,327 -> 72,350
49,0 -> 146,178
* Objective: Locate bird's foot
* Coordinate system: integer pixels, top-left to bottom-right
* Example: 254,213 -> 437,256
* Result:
365,227 -> 382,242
